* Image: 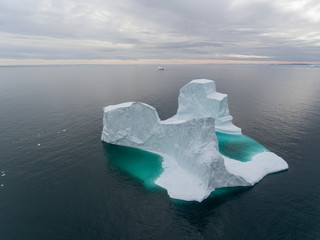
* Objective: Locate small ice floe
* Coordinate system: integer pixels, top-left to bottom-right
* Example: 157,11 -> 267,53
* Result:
1,171 -> 5,177
1,184 -> 4,187
38,143 -> 41,146
157,66 -> 165,70
36,130 -> 43,137
62,129 -> 67,132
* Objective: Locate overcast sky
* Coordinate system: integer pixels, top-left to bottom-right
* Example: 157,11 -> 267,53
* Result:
1,0 -> 320,64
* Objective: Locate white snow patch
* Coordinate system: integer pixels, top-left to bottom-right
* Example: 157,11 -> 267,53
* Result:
224,152 -> 288,185
104,102 -> 134,112
154,154 -> 213,202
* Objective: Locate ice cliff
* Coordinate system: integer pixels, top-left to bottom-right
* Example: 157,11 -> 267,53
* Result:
168,79 -> 241,134
101,79 -> 288,202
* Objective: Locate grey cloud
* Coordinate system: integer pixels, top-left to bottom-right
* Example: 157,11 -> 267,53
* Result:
0,0 -> 319,62
147,41 -> 225,50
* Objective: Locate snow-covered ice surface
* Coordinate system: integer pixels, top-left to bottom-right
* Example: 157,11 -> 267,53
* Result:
168,79 -> 242,135
101,79 -> 288,202
224,152 -> 288,185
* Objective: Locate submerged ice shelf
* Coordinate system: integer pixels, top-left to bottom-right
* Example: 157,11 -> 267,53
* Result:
101,79 -> 288,202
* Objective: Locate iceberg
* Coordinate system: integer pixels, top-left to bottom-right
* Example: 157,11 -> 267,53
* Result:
101,79 -> 288,202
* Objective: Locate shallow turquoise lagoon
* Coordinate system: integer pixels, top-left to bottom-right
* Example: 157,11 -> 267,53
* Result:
104,143 -> 163,188
216,132 -> 268,162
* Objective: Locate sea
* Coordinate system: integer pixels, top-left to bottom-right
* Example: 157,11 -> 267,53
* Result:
0,64 -> 319,240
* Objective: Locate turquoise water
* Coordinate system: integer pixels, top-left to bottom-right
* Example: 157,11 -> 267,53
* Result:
216,132 -> 268,162
104,132 -> 269,188
104,143 -> 163,188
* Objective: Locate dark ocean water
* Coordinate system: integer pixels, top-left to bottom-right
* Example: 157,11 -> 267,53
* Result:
0,64 -> 319,240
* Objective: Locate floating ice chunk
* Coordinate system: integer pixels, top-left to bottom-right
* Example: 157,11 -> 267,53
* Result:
101,79 -> 288,201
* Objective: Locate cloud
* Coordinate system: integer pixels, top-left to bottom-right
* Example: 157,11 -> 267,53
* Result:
220,54 -> 272,59
0,0 -> 319,63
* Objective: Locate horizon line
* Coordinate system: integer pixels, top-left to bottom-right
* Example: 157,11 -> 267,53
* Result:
0,58 -> 320,66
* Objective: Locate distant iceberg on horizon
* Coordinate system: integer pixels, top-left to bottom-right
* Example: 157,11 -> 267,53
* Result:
101,79 -> 288,202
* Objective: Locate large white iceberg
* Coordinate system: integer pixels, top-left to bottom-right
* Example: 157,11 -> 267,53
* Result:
101,79 -> 288,202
